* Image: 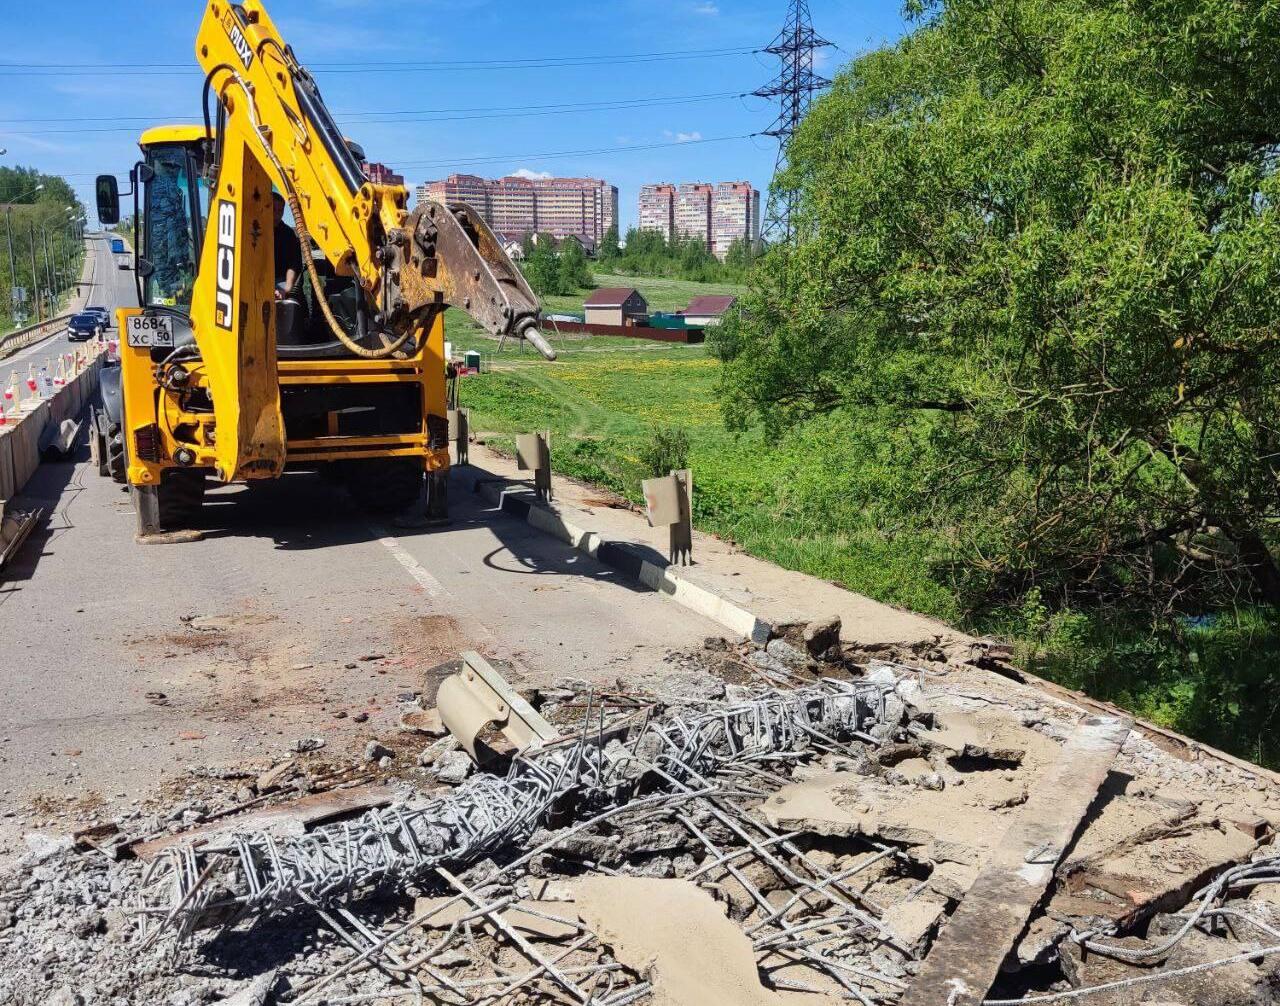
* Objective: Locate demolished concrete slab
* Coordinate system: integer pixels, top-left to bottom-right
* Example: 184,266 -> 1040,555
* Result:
905,715 -> 1131,1006
567,877 -> 841,1006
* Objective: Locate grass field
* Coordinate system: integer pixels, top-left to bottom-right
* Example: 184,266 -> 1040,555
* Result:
453,272 -> 957,623
449,271 -> 1280,769
443,273 -> 748,362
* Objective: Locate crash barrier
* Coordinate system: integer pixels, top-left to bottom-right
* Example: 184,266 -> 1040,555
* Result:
0,336 -> 107,502
0,313 -> 74,362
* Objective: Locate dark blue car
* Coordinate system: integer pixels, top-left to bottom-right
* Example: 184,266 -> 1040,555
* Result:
67,313 -> 101,342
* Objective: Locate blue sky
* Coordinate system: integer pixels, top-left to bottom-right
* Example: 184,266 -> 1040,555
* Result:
0,1 -> 910,230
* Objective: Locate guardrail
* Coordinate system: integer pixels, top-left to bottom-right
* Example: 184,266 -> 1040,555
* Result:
0,314 -> 72,362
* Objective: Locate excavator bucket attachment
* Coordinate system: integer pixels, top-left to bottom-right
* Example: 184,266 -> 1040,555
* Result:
401,201 -> 557,361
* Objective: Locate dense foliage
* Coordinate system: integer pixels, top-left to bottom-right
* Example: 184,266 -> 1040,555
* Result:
601,227 -> 756,284
520,233 -> 594,297
713,0 -> 1280,623
0,167 -> 86,327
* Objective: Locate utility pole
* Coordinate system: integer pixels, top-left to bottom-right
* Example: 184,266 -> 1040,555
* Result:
40,226 -> 54,316
28,222 -> 41,321
4,206 -> 16,322
754,0 -> 834,245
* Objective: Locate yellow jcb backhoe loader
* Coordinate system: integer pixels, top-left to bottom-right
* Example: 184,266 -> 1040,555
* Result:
93,0 -> 554,539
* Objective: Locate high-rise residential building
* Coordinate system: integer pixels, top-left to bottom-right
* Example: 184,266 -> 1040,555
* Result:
638,184 -> 677,241
675,183 -> 714,248
363,162 -> 405,186
712,181 -> 762,259
416,174 -> 618,250
641,180 -> 761,259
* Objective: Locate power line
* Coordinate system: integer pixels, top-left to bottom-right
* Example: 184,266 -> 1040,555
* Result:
0,91 -> 752,125
389,133 -> 760,172
0,92 -> 754,135
0,46 -> 761,77
51,133 -> 759,180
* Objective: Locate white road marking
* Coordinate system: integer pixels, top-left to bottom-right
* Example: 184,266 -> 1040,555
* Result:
372,527 -> 449,598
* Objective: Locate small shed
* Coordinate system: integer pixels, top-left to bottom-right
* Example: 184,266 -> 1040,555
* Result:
584,288 -> 648,328
682,295 -> 737,328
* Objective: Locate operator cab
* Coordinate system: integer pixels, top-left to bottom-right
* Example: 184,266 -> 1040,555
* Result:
95,127 -> 371,359
96,127 -> 329,354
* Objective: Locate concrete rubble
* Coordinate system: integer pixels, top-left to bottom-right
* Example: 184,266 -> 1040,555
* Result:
1,622 -> 1278,1005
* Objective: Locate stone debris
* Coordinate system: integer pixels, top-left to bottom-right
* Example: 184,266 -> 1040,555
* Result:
803,615 -> 842,657
3,639 -> 1279,1006
215,971 -> 276,1006
398,706 -> 447,736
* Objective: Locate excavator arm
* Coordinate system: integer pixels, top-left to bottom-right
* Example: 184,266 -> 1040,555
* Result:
189,0 -> 552,481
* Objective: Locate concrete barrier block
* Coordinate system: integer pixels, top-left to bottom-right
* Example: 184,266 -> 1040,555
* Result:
0,432 -> 14,501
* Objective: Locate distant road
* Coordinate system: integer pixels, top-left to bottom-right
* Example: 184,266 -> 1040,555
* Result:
3,233 -> 138,375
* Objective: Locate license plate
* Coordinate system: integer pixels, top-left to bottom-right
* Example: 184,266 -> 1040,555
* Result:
126,315 -> 175,348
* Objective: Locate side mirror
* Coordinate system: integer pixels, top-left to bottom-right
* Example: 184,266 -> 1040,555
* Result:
95,175 -> 120,226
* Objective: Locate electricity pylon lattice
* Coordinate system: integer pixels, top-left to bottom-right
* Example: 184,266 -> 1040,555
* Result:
755,0 -> 834,244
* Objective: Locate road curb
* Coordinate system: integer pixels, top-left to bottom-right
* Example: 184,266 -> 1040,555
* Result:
471,475 -> 772,644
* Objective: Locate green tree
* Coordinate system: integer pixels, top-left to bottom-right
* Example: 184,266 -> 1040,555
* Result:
0,167 -> 85,327
712,0 -> 1280,617
557,237 -> 593,292
521,234 -> 567,296
599,225 -> 621,263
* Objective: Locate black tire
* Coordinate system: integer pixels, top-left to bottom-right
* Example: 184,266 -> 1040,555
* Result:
156,470 -> 207,530
105,422 -> 127,484
341,458 -> 423,514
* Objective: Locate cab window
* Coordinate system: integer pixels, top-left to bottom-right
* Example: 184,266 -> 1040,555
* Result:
144,146 -> 199,311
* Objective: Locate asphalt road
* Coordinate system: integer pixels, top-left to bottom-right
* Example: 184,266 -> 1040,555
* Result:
4,233 -> 136,376
0,252 -> 719,837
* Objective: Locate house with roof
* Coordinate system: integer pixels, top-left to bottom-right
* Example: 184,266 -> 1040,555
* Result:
681,295 -> 737,327
583,288 -> 649,327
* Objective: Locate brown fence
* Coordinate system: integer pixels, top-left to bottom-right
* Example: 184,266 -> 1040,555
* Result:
0,314 -> 72,362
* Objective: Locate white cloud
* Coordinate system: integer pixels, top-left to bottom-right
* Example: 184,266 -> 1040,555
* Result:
511,168 -> 553,180
664,130 -> 704,144
693,2 -> 720,14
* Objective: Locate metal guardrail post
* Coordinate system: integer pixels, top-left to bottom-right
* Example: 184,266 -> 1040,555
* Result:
642,468 -> 694,565
517,431 -> 552,502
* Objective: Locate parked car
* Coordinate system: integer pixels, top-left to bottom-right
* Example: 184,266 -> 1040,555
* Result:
84,306 -> 112,329
67,313 -> 102,342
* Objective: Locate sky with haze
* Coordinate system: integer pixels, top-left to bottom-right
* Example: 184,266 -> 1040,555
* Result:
0,1 -> 910,230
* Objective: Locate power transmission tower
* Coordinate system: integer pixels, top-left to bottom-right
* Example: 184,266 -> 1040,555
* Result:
755,0 -> 834,244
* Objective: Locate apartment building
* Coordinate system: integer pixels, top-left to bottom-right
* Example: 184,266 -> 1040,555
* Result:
640,180 -> 762,259
675,183 -> 714,247
417,175 -> 618,249
638,184 -> 677,241
711,181 -> 761,259
362,162 -> 405,186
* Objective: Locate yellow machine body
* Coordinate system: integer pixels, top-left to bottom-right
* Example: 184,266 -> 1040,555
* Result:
100,2 -> 548,535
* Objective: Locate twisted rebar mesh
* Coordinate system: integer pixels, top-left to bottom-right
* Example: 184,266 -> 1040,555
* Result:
138,679 -> 891,943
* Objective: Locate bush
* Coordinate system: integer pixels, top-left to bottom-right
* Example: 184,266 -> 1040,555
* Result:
639,426 -> 691,478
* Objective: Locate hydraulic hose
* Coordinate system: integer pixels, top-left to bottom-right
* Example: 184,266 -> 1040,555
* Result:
285,191 -> 413,360
220,72 -> 411,361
